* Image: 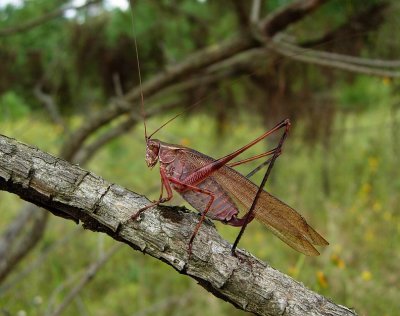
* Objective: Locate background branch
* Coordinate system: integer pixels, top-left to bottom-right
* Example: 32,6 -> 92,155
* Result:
0,227 -> 82,294
270,38 -> 400,77
34,83 -> 65,127
48,244 -> 121,316
0,204 -> 48,283
0,0 -> 101,37
60,0 -> 327,162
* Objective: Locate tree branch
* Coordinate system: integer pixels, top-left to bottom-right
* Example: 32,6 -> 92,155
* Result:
301,1 -> 389,48
270,37 -> 400,78
231,0 -> 250,28
0,0 -> 101,37
72,100 -> 181,164
0,227 -> 82,294
48,244 -> 121,316
0,204 -> 48,283
259,0 -> 328,37
250,0 -> 262,23
34,83 -> 65,128
0,134 -> 357,316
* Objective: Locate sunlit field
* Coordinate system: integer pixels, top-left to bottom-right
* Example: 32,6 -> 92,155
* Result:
1,77 -> 399,315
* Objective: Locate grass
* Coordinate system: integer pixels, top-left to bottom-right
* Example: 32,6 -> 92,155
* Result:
0,103 -> 399,315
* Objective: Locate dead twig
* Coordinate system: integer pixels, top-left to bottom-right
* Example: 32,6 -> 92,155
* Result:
47,244 -> 121,316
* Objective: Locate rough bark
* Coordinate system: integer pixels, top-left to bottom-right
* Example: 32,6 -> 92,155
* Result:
0,134 -> 357,316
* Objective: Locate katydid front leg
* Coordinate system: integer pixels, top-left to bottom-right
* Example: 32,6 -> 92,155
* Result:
131,167 -> 173,220
132,169 -> 216,256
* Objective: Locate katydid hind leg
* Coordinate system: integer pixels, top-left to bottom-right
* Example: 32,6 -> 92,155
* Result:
245,150 -> 281,179
180,120 -> 292,190
227,148 -> 278,168
227,146 -> 281,178
231,119 -> 291,255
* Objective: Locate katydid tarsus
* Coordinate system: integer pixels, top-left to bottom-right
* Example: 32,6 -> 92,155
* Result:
129,2 -> 329,257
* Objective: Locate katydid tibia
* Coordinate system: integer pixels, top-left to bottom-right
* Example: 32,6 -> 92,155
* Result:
133,118 -> 329,256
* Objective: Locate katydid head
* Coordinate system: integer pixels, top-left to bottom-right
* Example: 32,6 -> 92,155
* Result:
145,138 -> 160,168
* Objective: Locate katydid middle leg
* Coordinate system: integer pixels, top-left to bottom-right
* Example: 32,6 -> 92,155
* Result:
168,177 -> 215,255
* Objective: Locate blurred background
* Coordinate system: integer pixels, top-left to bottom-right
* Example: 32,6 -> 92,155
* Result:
0,0 -> 399,315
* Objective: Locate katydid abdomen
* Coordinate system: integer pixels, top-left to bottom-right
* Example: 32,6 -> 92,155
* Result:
164,147 -> 241,222
181,177 -> 240,222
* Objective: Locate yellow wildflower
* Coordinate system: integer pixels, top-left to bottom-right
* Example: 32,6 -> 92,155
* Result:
364,228 -> 375,242
330,254 -> 346,269
382,77 -> 391,85
372,201 -> 382,213
361,270 -> 372,281
360,183 -> 372,196
179,138 -> 191,146
337,259 -> 345,269
316,271 -> 328,288
383,211 -> 392,222
333,244 -> 343,254
368,157 -> 379,173
288,266 -> 299,278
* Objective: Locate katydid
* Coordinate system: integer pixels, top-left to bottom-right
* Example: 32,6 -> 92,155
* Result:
129,1 -> 328,257
133,118 -> 328,256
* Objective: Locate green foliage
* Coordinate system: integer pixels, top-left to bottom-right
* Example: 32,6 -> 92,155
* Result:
0,91 -> 30,121
336,77 -> 392,111
1,104 -> 400,315
105,9 -> 134,45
